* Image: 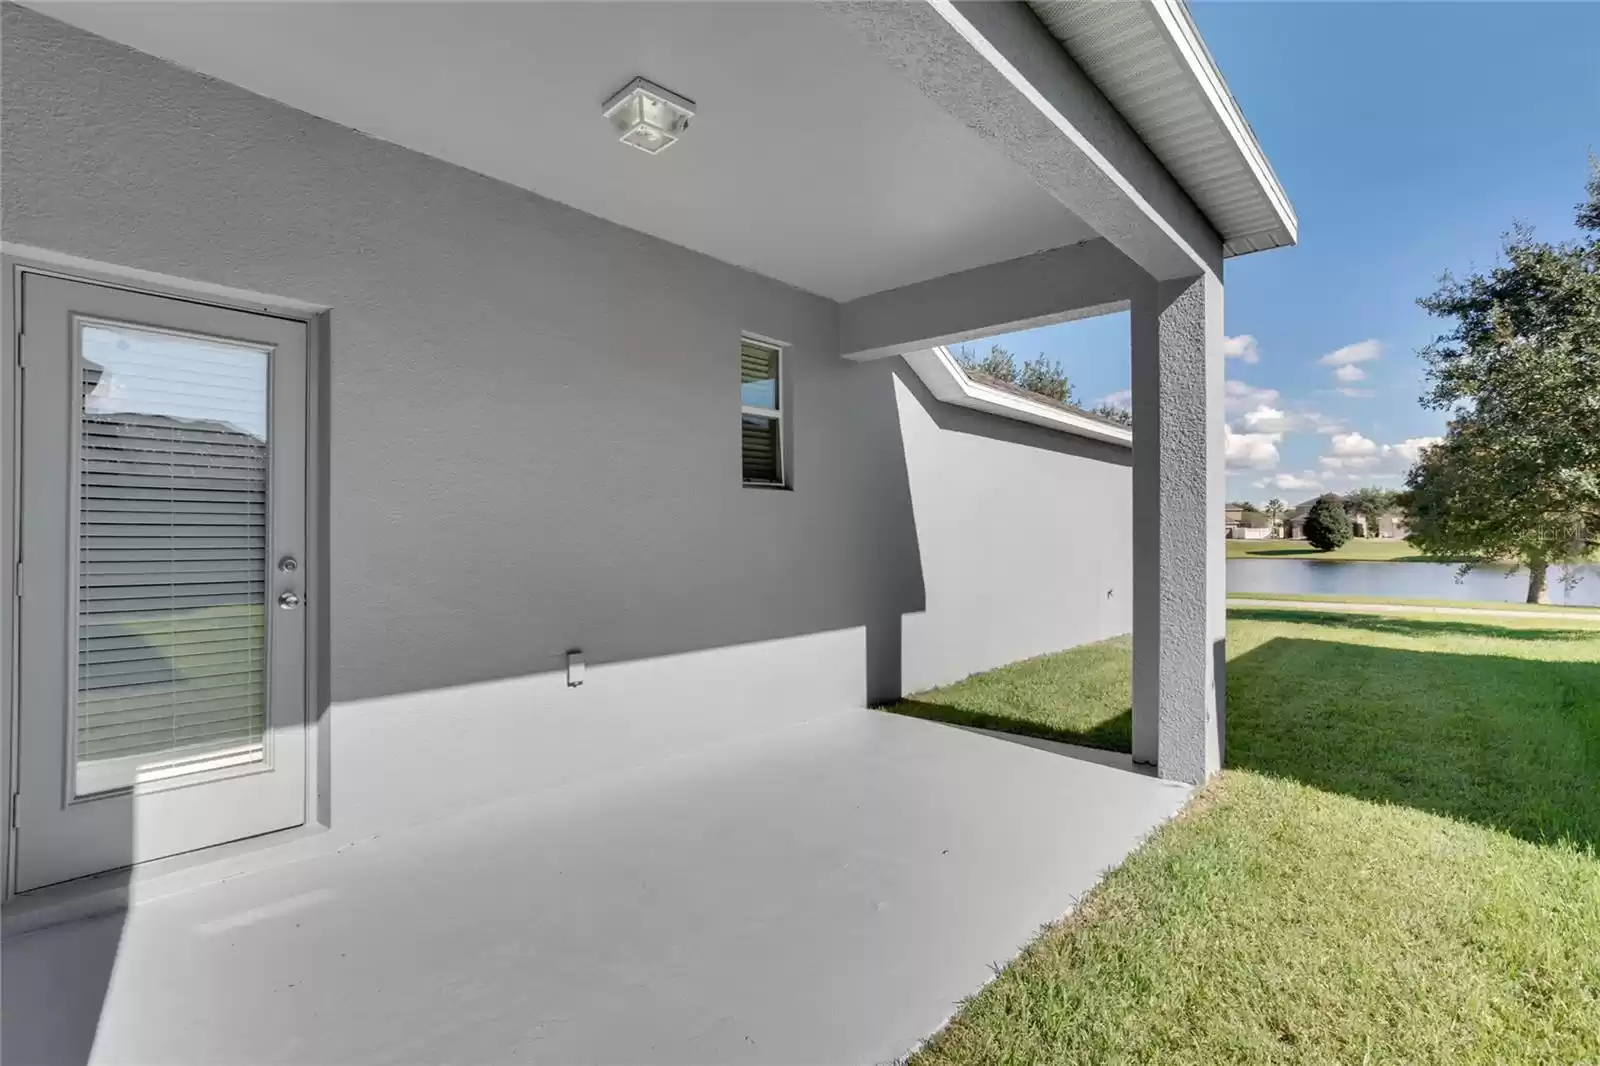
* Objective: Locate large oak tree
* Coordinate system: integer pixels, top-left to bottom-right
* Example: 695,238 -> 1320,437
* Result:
1403,163 -> 1600,602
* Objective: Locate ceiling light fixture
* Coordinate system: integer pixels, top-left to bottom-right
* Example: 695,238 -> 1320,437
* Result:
602,77 -> 695,155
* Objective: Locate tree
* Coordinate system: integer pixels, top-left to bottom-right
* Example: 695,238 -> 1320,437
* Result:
954,343 -> 1077,405
1263,498 -> 1288,538
1345,486 -> 1397,538
1402,161 -> 1600,602
1405,423 -> 1587,603
955,343 -> 1017,383
1303,494 -> 1353,551
1091,403 -> 1133,428
1016,355 -> 1074,404
1228,500 -> 1262,514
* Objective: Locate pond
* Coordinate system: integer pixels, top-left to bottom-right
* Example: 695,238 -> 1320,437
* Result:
1227,558 -> 1600,608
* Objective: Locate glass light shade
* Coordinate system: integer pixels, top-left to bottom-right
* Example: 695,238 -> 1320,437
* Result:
603,78 -> 695,155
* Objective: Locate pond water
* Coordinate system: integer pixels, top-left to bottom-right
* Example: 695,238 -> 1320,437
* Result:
1227,558 -> 1600,608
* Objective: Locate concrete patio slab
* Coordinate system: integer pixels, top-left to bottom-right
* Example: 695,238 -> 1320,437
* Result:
4,708 -> 1189,1066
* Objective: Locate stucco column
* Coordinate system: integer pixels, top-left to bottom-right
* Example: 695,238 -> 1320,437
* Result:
1131,271 -> 1225,784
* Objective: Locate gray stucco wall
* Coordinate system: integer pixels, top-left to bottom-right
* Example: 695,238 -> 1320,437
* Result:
885,364 -> 1132,693
2,4 -> 1129,837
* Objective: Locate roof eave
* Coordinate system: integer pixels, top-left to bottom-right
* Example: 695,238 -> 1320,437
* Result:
1027,0 -> 1298,260
1147,0 -> 1298,255
903,346 -> 1135,448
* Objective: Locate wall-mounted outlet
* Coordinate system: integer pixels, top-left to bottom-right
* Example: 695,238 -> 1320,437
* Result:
566,650 -> 585,687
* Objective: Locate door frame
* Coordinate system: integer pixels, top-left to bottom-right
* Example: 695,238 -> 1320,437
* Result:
1,246 -> 330,902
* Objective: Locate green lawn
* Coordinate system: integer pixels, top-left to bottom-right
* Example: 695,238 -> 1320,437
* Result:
1229,590 -> 1600,615
890,634 -> 1134,753
894,610 -> 1600,1065
1225,537 -> 1453,562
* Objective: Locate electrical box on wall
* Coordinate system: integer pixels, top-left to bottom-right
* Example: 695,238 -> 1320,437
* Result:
566,650 -> 585,687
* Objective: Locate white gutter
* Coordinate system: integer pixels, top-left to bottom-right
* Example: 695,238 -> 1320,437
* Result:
902,346 -> 1133,448
1146,0 -> 1299,253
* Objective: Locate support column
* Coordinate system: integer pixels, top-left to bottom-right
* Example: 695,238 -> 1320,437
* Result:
1131,271 -> 1226,784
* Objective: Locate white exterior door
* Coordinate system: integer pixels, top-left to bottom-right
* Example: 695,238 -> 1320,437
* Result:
14,273 -> 308,892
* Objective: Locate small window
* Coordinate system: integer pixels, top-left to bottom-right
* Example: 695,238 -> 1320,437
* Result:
740,338 -> 785,486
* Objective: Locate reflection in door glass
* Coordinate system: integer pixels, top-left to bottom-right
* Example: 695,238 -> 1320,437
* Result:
75,322 -> 271,795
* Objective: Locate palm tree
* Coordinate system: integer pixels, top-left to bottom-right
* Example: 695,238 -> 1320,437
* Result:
1263,498 -> 1288,538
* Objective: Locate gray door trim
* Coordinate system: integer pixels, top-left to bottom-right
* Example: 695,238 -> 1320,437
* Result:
1,252 -> 329,901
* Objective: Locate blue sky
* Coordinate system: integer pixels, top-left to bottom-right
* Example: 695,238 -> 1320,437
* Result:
983,1 -> 1600,506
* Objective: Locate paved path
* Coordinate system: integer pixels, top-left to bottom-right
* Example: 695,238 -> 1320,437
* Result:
1228,597 -> 1600,623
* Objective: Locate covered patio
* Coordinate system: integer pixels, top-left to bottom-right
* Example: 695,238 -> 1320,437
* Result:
5,708 -> 1188,1064
3,1 -> 1292,1061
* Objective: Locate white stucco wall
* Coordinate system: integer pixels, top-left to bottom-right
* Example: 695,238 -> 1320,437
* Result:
2,3 -> 1131,841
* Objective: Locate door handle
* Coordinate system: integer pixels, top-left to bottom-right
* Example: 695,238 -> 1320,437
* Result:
278,591 -> 302,610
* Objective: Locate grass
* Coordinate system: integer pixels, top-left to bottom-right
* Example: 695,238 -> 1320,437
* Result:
1225,537 -> 1456,562
890,635 -> 1133,753
1229,590 -> 1599,614
894,610 -> 1600,1065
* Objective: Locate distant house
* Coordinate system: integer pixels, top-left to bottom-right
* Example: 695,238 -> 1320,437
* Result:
1225,506 -> 1274,538
1285,495 -> 1407,539
1286,497 -> 1331,539
1368,513 -> 1409,539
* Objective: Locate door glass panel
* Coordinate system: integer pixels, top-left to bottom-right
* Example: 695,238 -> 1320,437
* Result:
74,321 -> 271,796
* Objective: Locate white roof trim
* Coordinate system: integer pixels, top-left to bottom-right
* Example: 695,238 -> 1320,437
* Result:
903,346 -> 1133,449
1030,0 -> 1298,258
1148,0 -> 1298,253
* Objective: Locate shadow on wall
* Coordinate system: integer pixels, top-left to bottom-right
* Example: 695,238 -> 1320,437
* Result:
1228,628 -> 1600,852
886,358 -> 1134,696
318,349 -> 1137,711
327,347 -> 930,709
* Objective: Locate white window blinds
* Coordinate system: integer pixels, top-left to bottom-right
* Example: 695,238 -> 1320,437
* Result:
740,340 -> 783,485
75,323 -> 270,792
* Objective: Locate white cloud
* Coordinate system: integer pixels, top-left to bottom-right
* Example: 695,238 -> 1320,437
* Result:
1225,379 -> 1281,414
1321,455 -> 1381,471
1098,389 -> 1133,412
1225,425 -> 1283,470
1226,387 -> 1348,476
1238,404 -> 1290,432
1320,340 -> 1382,389
1223,335 -> 1261,364
1385,436 -> 1443,464
1318,435 -> 1444,477
1336,387 -> 1375,398
1310,415 -> 1345,435
1254,471 -> 1323,492
1319,339 -> 1382,367
1238,404 -> 1345,436
1329,431 -> 1379,457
